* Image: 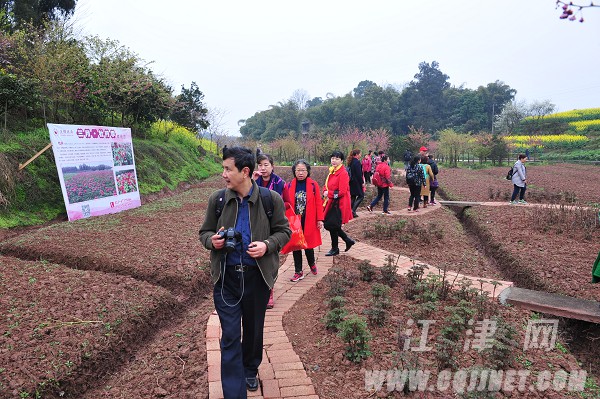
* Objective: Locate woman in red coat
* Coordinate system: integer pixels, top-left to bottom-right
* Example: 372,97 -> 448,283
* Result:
282,159 -> 324,282
322,150 -> 355,256
366,154 -> 393,214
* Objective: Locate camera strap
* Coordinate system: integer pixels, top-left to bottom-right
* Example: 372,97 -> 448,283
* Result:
219,253 -> 245,308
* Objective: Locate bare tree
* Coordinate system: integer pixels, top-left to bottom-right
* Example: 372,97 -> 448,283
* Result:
528,100 -> 556,120
200,107 -> 229,152
494,100 -> 528,134
289,89 -> 310,111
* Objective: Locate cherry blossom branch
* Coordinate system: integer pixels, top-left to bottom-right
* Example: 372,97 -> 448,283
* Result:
556,0 -> 600,22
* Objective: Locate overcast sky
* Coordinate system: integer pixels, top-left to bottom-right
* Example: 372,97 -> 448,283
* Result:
71,0 -> 600,136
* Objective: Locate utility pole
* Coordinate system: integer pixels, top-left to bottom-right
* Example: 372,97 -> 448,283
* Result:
491,103 -> 495,135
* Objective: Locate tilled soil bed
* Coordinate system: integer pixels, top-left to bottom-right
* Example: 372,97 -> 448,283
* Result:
436,163 -> 600,205
284,257 -> 590,398
0,176 -> 226,398
344,202 -> 505,281
0,256 -> 177,398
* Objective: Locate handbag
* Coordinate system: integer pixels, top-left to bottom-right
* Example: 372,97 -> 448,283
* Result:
431,178 -> 439,188
323,199 -> 342,231
281,203 -> 308,254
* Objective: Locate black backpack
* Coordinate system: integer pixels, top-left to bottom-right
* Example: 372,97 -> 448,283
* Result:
405,167 -> 416,185
429,160 -> 439,176
506,166 -> 515,180
215,186 -> 273,219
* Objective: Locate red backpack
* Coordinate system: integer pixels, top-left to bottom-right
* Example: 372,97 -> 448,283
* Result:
372,171 -> 383,187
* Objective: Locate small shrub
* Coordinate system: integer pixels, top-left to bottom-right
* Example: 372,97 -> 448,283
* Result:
357,260 -> 376,282
371,283 -> 391,309
427,221 -> 444,240
407,301 -> 438,321
328,296 -> 346,310
380,255 -> 399,287
482,315 -> 518,369
322,308 -> 348,331
327,279 -> 347,298
365,283 -> 391,327
364,218 -> 408,238
435,336 -> 460,371
364,306 -> 387,327
325,267 -> 349,297
404,262 -> 427,300
455,278 -> 478,302
338,315 -> 372,363
441,300 -> 477,341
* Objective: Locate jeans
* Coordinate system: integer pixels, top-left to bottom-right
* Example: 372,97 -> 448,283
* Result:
293,248 -> 315,273
370,186 -> 389,212
511,184 -> 527,201
214,265 -> 270,399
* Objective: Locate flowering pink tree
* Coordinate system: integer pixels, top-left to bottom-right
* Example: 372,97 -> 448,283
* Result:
340,127 -> 367,156
367,128 -> 391,153
407,125 -> 432,153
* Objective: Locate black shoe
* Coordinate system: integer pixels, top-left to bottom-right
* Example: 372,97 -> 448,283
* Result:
325,248 -> 340,256
246,377 -> 259,391
345,238 -> 356,252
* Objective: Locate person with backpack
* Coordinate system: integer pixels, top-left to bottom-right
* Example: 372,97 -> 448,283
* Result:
254,153 -> 285,195
403,149 -> 412,169
252,153 -> 285,309
199,146 -> 291,397
427,154 -> 439,205
347,149 -> 365,218
322,150 -> 355,256
406,156 -> 426,212
366,154 -> 393,215
510,154 -> 528,205
282,159 -> 324,282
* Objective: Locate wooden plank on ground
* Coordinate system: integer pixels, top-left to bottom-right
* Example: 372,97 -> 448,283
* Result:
438,200 -> 484,207
499,286 -> 600,324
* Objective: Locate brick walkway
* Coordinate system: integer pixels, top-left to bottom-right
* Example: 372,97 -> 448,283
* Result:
206,203 -> 513,399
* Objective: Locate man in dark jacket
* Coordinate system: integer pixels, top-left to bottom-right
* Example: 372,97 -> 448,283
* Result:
199,146 -> 291,398
403,149 -> 412,169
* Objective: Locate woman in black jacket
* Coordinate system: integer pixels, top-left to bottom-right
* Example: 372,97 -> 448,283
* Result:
347,149 -> 365,217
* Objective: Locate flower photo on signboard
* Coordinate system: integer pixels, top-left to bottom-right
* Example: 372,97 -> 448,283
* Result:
61,163 -> 117,204
111,142 -> 134,166
115,169 -> 138,195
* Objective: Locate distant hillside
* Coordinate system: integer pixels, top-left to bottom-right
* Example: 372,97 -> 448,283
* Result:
508,108 -> 600,161
519,107 -> 600,136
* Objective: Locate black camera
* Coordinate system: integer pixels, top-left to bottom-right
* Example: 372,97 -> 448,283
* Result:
217,228 -> 242,253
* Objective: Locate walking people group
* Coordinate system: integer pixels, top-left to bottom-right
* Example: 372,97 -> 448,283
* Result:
199,145 -> 538,398
403,146 -> 439,210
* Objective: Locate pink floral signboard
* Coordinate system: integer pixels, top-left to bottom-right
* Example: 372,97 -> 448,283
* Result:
48,123 -> 141,221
